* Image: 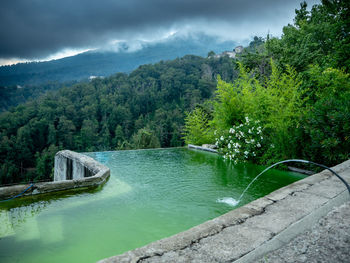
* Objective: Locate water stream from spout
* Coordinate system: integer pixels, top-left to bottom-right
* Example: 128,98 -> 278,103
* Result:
218,159 -> 350,207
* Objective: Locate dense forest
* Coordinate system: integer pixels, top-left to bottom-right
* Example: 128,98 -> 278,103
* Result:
1,0 -> 349,185
0,82 -> 68,112
0,55 -> 237,184
184,0 -> 350,168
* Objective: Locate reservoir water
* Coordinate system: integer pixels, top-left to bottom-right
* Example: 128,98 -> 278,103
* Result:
0,148 -> 305,262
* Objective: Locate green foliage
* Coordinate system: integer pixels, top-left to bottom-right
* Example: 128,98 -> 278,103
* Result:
238,36 -> 271,82
302,93 -> 350,166
215,117 -> 265,164
209,60 -> 305,163
207,51 -> 215,57
0,55 -> 237,184
131,127 -> 161,149
267,1 -> 350,73
35,144 -> 59,180
0,82 -> 65,112
301,67 -> 350,166
183,107 -> 213,145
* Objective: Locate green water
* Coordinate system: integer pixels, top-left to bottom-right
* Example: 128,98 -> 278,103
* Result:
0,148 -> 305,262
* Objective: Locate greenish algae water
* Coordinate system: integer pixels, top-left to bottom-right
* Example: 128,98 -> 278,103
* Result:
0,148 -> 305,263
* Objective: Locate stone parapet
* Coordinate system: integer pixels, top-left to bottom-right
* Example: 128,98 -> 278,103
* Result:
0,150 -> 110,200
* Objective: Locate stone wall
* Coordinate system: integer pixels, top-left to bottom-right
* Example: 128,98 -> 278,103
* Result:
0,150 -> 110,200
54,150 -> 99,181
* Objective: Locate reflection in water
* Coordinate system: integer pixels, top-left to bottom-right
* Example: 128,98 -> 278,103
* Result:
0,201 -> 49,238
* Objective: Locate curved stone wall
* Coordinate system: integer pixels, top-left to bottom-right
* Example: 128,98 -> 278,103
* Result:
0,150 -> 110,200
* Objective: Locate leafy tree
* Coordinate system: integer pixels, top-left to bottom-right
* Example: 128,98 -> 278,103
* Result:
131,127 -> 161,149
207,51 -> 216,57
35,144 -> 59,180
302,67 -> 350,166
267,1 -> 350,73
183,107 -> 213,145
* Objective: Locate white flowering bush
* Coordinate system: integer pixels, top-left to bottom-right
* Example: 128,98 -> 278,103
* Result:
215,116 -> 264,164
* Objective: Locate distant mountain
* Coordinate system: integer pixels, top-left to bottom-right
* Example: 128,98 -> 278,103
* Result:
0,33 -> 239,86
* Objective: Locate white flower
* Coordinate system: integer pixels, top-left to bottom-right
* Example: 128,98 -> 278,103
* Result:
248,129 -> 252,134
257,143 -> 261,148
260,136 -> 263,140
228,143 -> 231,149
245,116 -> 249,123
220,136 -> 224,141
244,151 -> 249,155
214,130 -> 217,135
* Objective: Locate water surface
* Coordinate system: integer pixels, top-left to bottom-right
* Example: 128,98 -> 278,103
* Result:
0,148 -> 305,262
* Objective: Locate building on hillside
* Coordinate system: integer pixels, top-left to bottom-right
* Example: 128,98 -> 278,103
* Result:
211,46 -> 244,59
234,46 -> 244,53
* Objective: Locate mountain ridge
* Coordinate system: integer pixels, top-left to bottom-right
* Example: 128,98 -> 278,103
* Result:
0,33 -> 240,86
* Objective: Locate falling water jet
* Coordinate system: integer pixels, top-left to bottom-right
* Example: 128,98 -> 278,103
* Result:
218,159 -> 350,207
216,197 -> 239,207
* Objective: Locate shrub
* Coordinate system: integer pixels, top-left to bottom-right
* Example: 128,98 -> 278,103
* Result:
215,116 -> 266,164
212,61 -> 305,163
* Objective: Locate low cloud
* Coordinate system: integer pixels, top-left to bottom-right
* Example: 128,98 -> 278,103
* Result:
0,0 -> 319,60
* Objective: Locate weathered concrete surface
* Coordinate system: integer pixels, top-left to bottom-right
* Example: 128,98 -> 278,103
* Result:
0,150 -> 110,200
99,159 -> 350,263
257,201 -> 350,263
54,150 -> 103,181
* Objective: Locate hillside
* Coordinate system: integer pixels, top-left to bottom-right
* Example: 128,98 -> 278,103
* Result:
0,54 -> 238,184
0,33 -> 238,86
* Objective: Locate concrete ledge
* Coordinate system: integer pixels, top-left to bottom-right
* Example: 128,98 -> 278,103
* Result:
188,144 -> 218,153
99,159 -> 350,263
0,150 -> 110,200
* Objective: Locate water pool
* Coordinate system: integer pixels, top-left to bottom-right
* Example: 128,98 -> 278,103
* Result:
0,148 -> 305,262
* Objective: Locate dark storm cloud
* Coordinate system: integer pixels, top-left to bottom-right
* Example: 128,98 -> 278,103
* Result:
0,0 -> 318,59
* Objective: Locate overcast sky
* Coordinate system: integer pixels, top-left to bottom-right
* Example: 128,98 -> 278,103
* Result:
0,0 -> 319,65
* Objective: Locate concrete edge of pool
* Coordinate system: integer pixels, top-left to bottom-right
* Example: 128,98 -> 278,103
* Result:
99,159 -> 350,263
0,150 -> 110,200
